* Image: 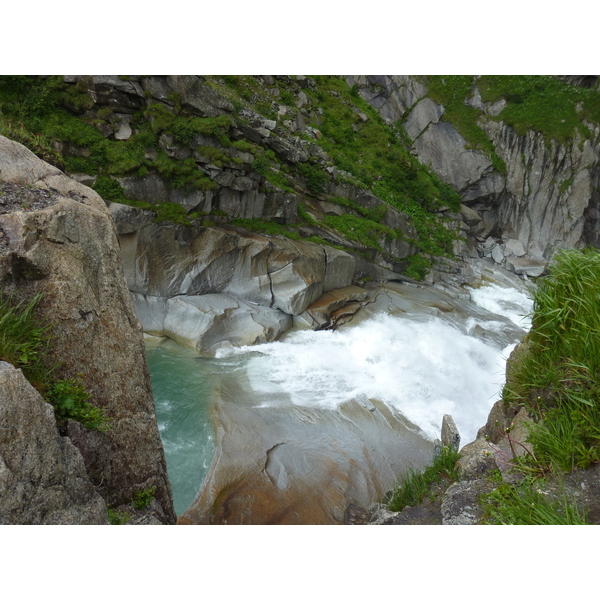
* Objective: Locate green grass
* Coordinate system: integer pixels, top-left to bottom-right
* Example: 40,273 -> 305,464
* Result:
387,446 -> 460,512
503,248 -> 600,472
478,75 -> 600,144
0,292 -> 110,431
0,292 -> 54,392
480,479 -> 587,525
426,75 -> 600,148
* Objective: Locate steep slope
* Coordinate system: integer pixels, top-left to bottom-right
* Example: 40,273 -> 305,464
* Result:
347,75 -> 600,270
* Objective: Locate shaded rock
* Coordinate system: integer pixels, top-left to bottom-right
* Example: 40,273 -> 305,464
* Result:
441,478 -> 496,525
108,202 -> 156,234
300,285 -> 369,329
441,414 -> 460,450
460,203 -> 482,227
456,438 -> 499,480
0,362 -> 108,524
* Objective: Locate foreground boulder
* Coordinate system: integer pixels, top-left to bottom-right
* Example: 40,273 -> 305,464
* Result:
0,362 -> 108,524
0,136 -> 175,523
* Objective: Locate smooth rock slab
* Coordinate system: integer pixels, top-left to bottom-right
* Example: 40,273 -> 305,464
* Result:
505,256 -> 546,277
133,292 -> 292,356
177,374 -> 434,525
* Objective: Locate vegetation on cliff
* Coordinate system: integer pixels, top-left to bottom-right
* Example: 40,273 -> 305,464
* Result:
425,75 -> 600,155
0,75 -> 461,279
0,292 -> 110,432
503,248 -> 600,472
474,248 -> 600,525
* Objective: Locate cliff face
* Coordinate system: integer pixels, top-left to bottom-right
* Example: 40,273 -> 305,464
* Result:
347,75 -> 600,267
0,136 -> 175,523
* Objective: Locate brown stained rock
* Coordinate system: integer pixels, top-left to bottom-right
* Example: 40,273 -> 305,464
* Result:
0,136 -> 175,523
303,285 -> 368,328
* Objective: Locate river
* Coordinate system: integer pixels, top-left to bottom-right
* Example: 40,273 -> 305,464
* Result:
147,279 -> 533,518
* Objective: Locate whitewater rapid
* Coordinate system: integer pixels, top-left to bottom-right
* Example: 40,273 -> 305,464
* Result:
218,282 -> 533,446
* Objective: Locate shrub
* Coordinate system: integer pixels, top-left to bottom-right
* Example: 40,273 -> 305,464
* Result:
48,376 -> 111,432
132,486 -> 156,510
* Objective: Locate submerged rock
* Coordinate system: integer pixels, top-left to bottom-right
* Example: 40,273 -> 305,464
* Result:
177,375 -> 434,525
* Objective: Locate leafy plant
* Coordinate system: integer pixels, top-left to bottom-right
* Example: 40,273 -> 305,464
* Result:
48,376 -> 111,432
107,508 -> 130,525
132,486 -> 157,510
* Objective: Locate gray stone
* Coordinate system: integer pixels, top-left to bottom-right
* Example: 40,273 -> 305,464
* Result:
491,243 -> 505,264
0,136 -> 176,523
114,113 -> 133,140
505,256 -> 546,277
413,121 -> 493,192
441,414 -> 460,450
0,362 -> 108,524
460,204 -> 482,227
503,238 -> 526,257
456,438 -> 499,480
403,97 -> 444,140
160,293 -> 293,356
108,202 -> 156,234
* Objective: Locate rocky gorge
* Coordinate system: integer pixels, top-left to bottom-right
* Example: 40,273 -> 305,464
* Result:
1,75 -> 599,524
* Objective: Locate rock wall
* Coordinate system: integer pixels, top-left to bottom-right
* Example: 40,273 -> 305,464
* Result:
347,75 -> 600,270
0,136 -> 175,523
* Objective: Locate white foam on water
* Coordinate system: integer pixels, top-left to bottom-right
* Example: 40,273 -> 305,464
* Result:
468,283 -> 534,329
228,313 -> 515,445
219,283 -> 536,447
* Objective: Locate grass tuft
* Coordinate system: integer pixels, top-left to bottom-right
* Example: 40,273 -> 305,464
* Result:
503,248 -> 600,472
387,446 -> 460,512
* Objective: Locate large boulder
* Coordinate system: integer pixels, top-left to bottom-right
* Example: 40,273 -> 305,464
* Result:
0,136 -> 175,523
0,362 -> 108,524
